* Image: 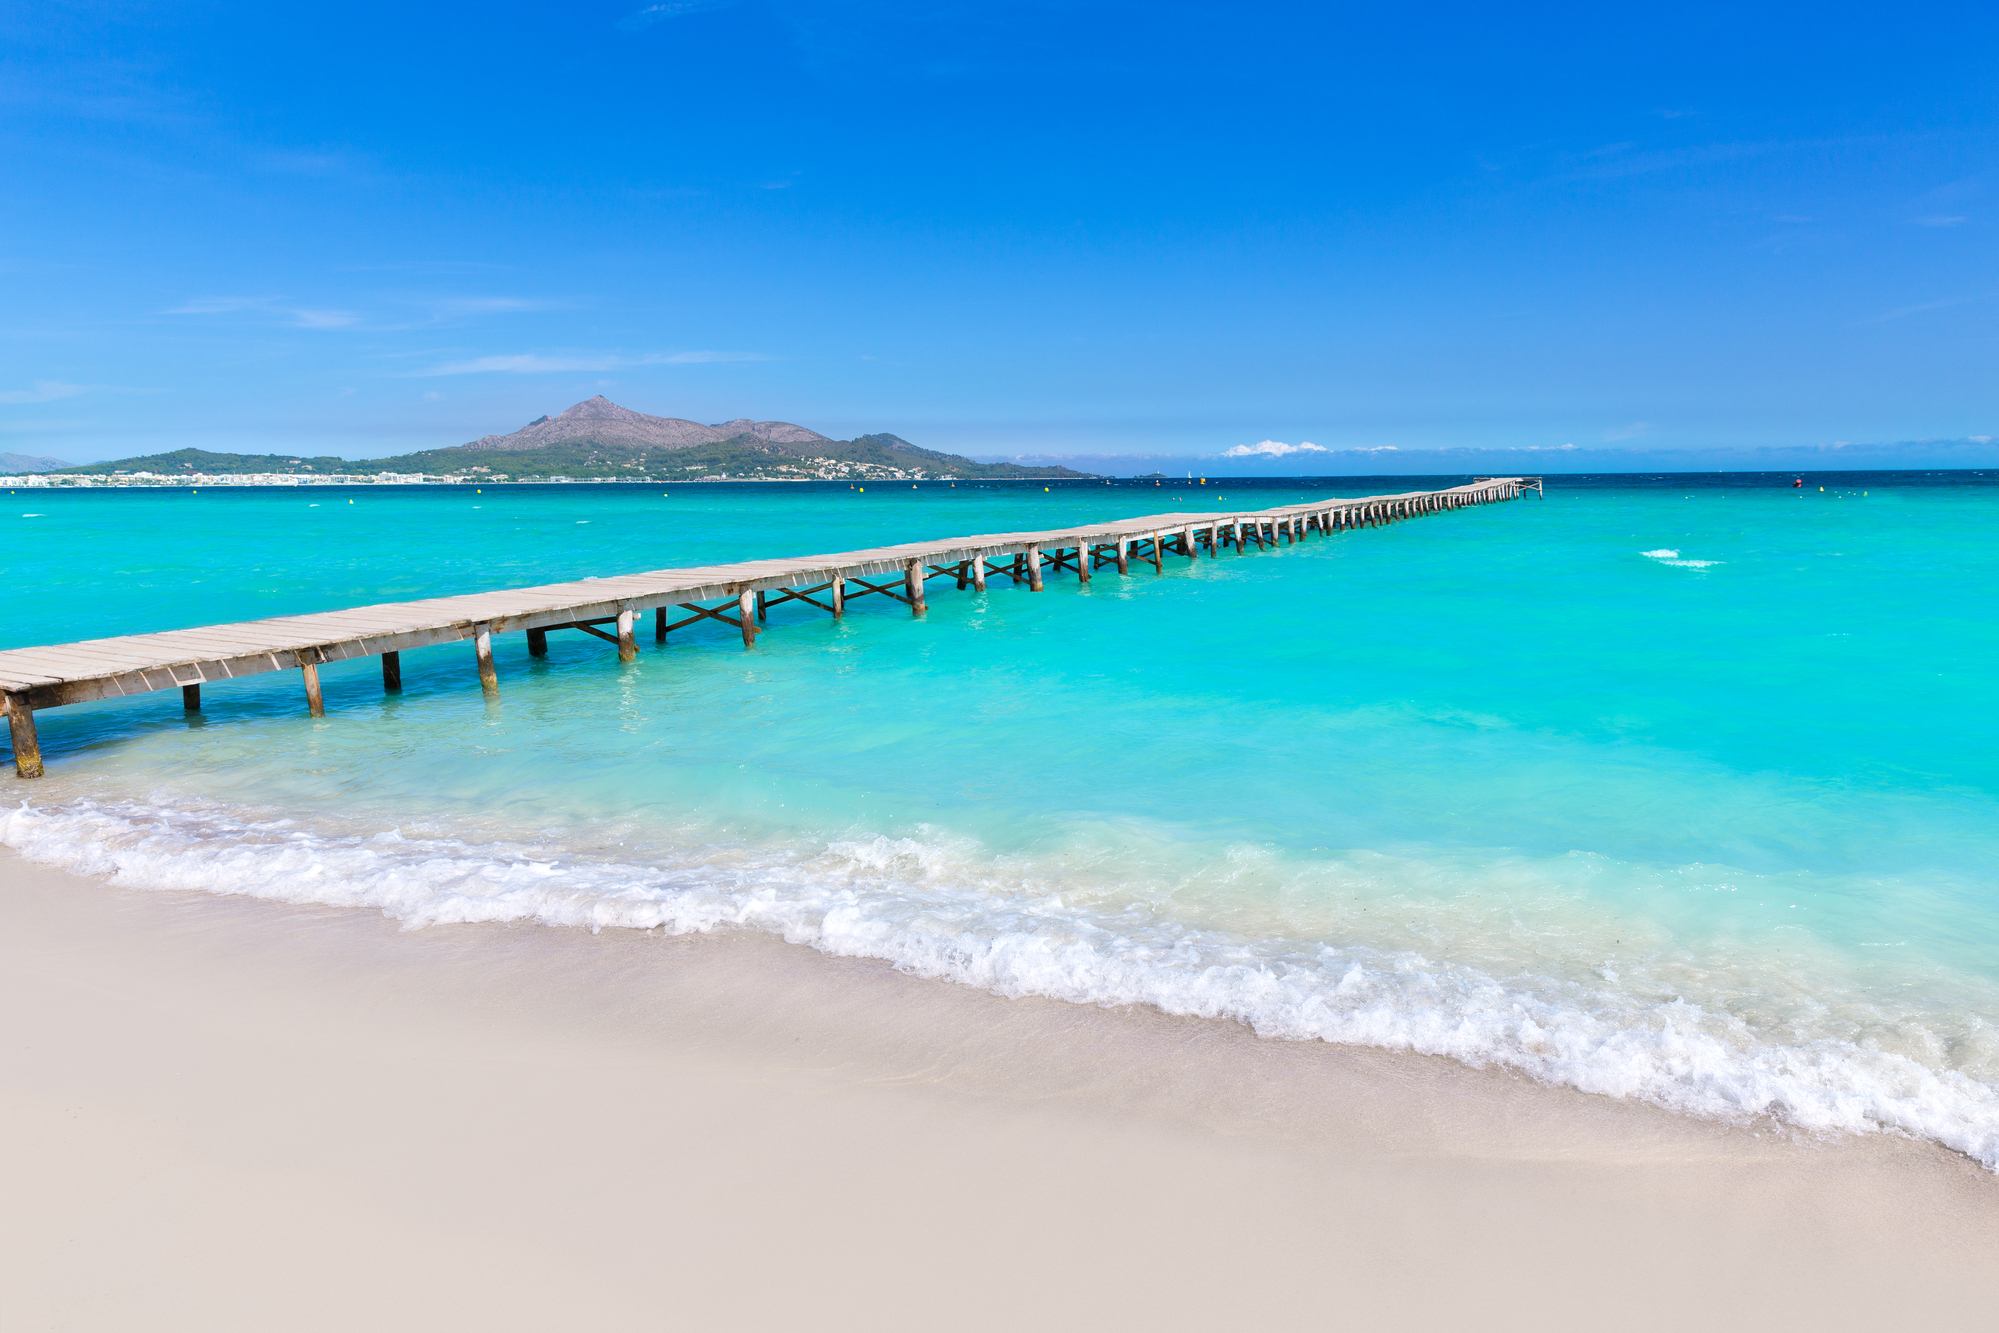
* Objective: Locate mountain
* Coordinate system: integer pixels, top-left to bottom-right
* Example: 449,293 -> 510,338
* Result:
44,400 -> 1098,482
463,396 -> 833,452
1,451 -> 71,473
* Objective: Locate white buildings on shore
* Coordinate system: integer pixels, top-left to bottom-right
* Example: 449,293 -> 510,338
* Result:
7,470 -> 447,487
7,465 -> 939,487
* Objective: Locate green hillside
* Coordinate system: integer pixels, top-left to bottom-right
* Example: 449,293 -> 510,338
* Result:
57,448 -> 354,476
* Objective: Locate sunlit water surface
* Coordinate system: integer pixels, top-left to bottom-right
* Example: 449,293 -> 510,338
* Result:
5,472 -> 1996,1163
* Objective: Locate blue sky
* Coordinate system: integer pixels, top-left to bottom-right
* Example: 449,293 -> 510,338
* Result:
3,1 -> 1995,471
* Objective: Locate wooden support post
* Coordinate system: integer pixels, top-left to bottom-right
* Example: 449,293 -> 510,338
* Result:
956,560 -> 969,591
1147,533 -> 1163,572
755,590 -> 768,623
527,628 -> 548,656
382,651 -> 402,691
738,591 -> 758,647
182,683 -> 201,711
617,608 -> 637,661
655,607 -> 668,642
832,575 -> 846,616
473,626 -> 498,694
971,559 -> 986,592
1026,546 -> 1044,591
1077,544 -> 1091,583
1012,553 -> 1024,583
905,559 -> 927,613
5,692 -> 43,779
1115,536 -> 1130,574
302,660 -> 326,717
1180,525 -> 1194,558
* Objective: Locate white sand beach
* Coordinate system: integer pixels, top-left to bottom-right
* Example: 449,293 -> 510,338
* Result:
5,847 -> 1995,1331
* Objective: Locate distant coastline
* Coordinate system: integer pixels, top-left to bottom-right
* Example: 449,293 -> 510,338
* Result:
15,396 -> 1099,485
6,472 -> 1095,488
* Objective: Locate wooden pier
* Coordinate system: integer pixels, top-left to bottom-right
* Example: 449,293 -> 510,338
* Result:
1,478 -> 1540,776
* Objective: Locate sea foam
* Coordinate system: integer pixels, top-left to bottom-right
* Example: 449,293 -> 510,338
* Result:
8,795 -> 1996,1169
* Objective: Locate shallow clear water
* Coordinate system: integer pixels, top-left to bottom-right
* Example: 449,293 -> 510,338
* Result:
5,472 -> 1997,1163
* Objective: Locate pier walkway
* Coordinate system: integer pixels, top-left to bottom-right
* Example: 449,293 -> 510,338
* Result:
1,478 -> 1540,775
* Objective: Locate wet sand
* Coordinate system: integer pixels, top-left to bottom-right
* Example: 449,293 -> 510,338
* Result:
4,847 -> 1995,1330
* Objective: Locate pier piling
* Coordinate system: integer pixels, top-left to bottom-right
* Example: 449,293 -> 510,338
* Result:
302,660 -> 325,717
6,692 -> 44,778
474,626 -> 498,693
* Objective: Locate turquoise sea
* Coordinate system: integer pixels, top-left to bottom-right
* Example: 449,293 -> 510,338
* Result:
5,472 -> 1997,1164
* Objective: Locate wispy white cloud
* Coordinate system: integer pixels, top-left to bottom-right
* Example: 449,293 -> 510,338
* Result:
618,1 -> 732,33
167,293 -> 547,331
426,297 -> 553,316
290,308 -> 363,329
340,261 -> 513,274
249,148 -> 381,183
1224,439 -> 1329,457
168,296 -> 361,329
1913,215 -> 1967,227
411,349 -> 767,376
0,381 -> 88,405
1852,295 -> 1976,326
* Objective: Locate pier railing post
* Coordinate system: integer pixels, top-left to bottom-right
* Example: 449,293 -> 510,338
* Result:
617,608 -> 637,662
4,692 -> 43,779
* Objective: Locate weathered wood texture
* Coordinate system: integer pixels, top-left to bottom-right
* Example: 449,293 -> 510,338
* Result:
0,479 -> 1533,759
